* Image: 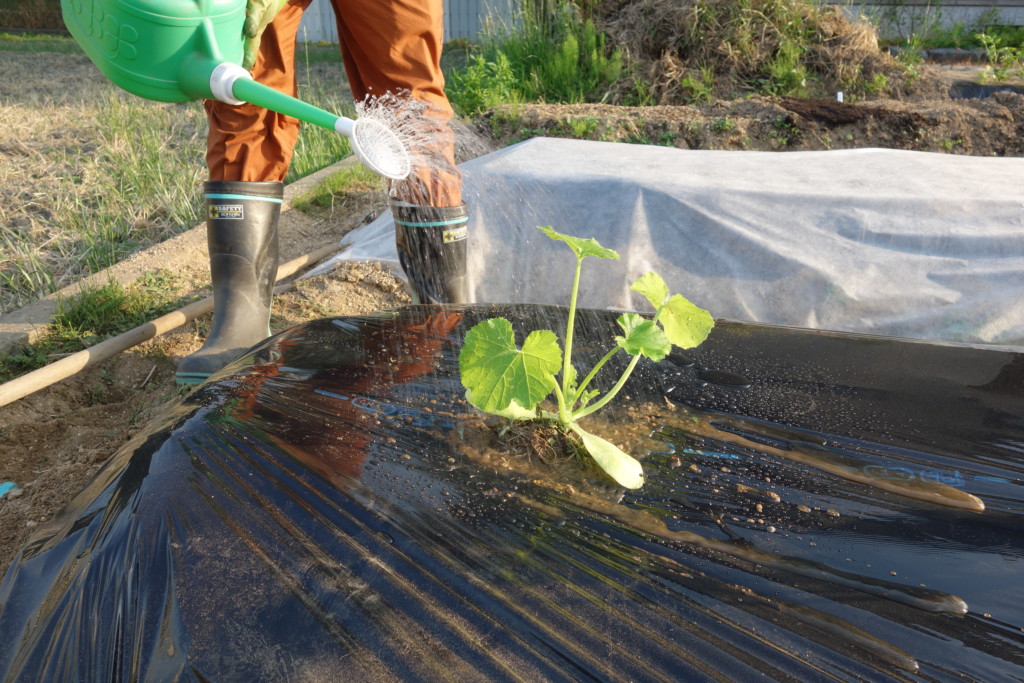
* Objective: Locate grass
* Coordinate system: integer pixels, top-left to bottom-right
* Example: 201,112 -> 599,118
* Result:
0,271 -> 185,381
0,31 -> 78,53
874,5 -> 1024,52
290,163 -> 384,212
287,86 -> 355,184
875,4 -> 1024,81
445,0 -> 623,117
443,0 -> 914,109
977,32 -> 1024,83
0,0 -> 62,31
0,34 -> 362,317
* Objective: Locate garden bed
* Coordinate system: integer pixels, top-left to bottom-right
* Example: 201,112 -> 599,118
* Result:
1,305 -> 1021,678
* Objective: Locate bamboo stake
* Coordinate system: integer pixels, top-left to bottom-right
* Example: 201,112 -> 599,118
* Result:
0,242 -> 343,409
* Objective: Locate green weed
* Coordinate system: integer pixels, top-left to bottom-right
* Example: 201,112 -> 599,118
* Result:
562,116 -> 601,139
445,0 -> 623,116
655,130 -> 677,146
976,32 -> 1024,82
510,127 -> 547,144
761,38 -> 810,96
291,163 -> 384,212
711,117 -> 738,134
0,272 -> 184,381
678,65 -> 716,104
446,52 -> 521,117
620,76 -> 657,106
771,114 -> 798,146
487,107 -> 526,138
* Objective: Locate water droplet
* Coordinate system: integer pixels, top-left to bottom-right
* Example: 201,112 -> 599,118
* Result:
668,349 -> 695,367
697,369 -> 751,388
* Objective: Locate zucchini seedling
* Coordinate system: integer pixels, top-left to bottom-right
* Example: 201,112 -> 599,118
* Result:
458,226 -> 714,489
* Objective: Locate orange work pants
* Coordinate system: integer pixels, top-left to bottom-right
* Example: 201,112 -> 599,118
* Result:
204,0 -> 461,206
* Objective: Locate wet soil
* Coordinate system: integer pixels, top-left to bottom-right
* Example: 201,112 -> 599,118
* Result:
3,57 -> 1024,577
450,401 -> 679,499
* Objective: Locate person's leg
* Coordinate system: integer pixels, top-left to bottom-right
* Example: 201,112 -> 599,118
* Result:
331,0 -> 469,304
177,1 -> 310,384
205,0 -> 311,183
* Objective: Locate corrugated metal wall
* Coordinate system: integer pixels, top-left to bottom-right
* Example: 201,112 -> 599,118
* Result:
296,0 -> 337,43
829,1 -> 1024,34
297,0 -> 516,44
297,1 -> 1023,45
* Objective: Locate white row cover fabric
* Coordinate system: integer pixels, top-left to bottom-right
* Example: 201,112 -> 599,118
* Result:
314,138 -> 1024,349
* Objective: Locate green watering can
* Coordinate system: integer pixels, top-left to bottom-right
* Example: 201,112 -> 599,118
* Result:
61,0 -> 410,179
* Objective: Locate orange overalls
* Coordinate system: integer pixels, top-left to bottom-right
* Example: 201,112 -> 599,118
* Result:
204,0 -> 462,207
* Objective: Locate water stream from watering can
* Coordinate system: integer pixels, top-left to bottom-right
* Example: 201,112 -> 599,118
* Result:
356,93 -> 583,304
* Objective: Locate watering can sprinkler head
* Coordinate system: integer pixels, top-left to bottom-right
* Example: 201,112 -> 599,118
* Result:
334,117 -> 411,181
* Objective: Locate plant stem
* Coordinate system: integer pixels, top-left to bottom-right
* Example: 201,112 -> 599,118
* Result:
573,352 -> 642,421
573,346 -> 620,401
552,381 -> 571,427
560,254 -> 584,405
573,298 -> 666,409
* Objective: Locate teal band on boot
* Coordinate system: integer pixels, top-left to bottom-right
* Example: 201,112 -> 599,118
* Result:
394,215 -> 468,228
175,371 -> 212,385
205,193 -> 283,203
391,201 -> 469,304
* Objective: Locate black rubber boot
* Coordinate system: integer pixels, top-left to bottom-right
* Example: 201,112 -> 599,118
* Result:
391,200 -> 469,304
176,181 -> 283,385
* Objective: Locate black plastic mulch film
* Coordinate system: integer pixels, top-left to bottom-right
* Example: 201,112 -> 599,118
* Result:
1,305 -> 1022,681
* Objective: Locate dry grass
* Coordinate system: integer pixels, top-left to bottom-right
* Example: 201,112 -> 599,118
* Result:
0,103 -> 100,302
597,0 -> 908,103
0,2 -> 62,31
0,47 -> 354,316
0,51 -> 207,313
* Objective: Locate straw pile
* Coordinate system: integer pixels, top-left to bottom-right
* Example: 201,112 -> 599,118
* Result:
594,0 -> 906,103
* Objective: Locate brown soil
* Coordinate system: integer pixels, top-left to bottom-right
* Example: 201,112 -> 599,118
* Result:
2,53 -> 1024,578
481,80 -> 1024,156
450,400 -> 684,499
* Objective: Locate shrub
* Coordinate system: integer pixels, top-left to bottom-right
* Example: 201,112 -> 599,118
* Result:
445,0 -> 624,116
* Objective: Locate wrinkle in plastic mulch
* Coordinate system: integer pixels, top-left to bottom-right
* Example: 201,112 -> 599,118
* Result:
0,304 -> 1022,681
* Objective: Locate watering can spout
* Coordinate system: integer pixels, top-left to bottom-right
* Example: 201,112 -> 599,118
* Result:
335,118 -> 355,137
